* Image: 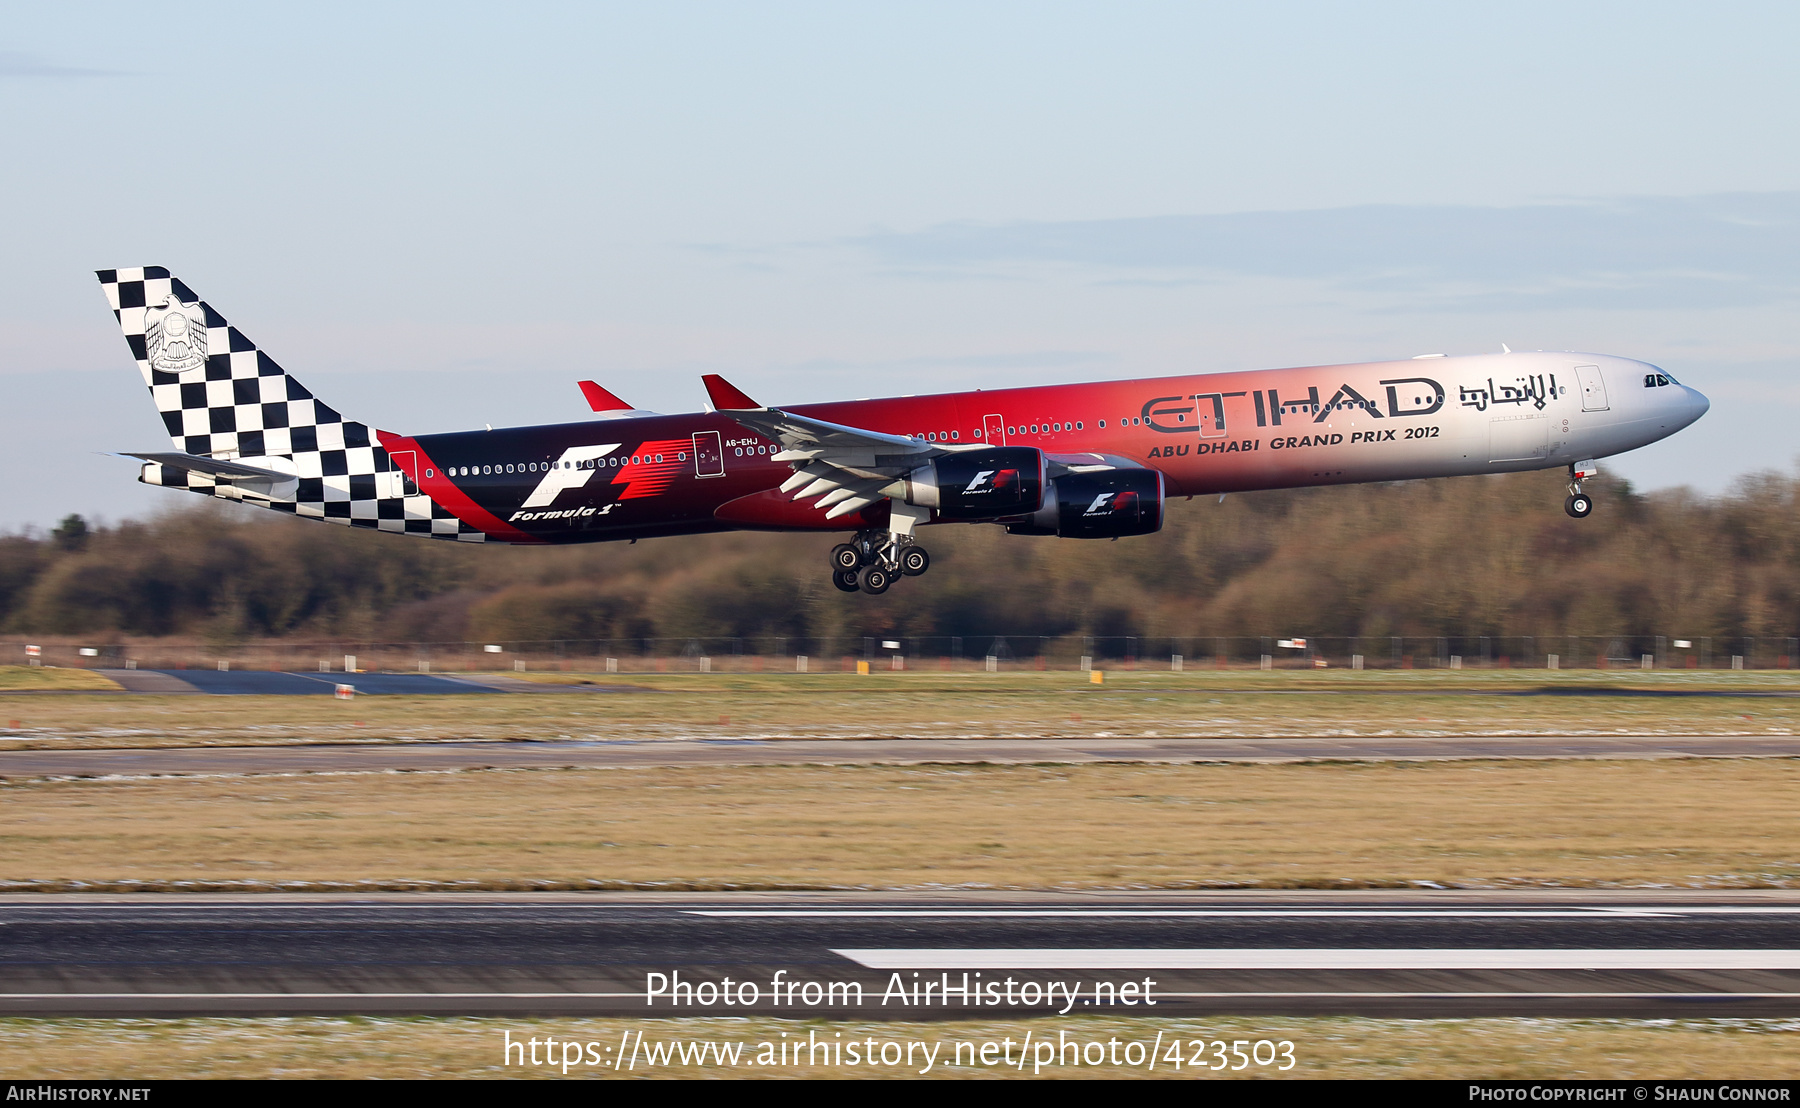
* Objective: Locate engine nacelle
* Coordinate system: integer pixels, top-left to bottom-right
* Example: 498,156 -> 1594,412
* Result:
1006,468 -> 1164,539
902,447 -> 1045,519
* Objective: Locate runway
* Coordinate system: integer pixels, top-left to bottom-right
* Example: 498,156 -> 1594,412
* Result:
4,732 -> 1800,779
15,670 -> 1800,698
4,893 -> 1799,1018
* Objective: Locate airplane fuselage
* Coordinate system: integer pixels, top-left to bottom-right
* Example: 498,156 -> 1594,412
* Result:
379,351 -> 1707,544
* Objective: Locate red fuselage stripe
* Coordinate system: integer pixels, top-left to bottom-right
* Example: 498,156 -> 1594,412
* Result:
376,431 -> 541,542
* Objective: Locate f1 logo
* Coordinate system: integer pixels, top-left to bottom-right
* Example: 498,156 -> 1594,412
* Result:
1085,492 -> 1116,515
967,470 -> 996,491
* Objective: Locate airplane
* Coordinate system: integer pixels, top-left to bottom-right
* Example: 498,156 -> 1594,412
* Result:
97,267 -> 1709,595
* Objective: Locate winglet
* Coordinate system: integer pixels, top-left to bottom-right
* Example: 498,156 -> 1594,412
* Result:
702,374 -> 762,411
578,380 -> 632,413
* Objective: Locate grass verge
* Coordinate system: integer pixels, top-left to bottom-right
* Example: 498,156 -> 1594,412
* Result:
0,666 -> 120,692
4,758 -> 1799,889
5,670 -> 1800,749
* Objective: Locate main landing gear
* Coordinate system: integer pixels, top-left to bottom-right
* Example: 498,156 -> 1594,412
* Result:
1564,460 -> 1597,519
828,531 -> 932,595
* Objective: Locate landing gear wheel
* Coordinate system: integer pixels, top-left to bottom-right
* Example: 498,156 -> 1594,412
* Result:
900,547 -> 931,576
1565,493 -> 1593,519
829,543 -> 862,571
859,564 -> 893,595
831,567 -> 862,592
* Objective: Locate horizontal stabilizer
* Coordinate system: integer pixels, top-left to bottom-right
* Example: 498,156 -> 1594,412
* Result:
116,451 -> 293,481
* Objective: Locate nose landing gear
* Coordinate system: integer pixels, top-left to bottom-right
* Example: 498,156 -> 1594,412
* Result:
1565,459 -> 1599,519
826,530 -> 931,594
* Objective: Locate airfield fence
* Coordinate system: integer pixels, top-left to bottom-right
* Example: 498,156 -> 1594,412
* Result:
6,635 -> 1799,674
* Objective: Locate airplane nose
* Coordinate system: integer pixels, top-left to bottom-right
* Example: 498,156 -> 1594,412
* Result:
1685,384 -> 1710,422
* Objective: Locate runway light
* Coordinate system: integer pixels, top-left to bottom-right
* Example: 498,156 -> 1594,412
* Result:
483,644 -> 503,653
1674,640 -> 1693,649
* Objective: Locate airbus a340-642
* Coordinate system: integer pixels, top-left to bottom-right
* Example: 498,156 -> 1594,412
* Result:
99,267 -> 1708,595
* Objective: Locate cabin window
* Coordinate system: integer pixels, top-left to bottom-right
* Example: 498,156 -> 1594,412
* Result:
1007,426 -> 1015,435
951,431 -> 959,439
425,469 -> 433,478
655,454 -> 664,463
1075,421 -> 1083,430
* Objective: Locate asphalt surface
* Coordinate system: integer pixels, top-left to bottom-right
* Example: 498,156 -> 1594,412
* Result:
84,670 -> 624,695
4,733 -> 1800,779
4,893 -> 1799,1018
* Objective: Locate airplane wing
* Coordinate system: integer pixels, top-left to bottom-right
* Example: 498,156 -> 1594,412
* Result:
703,375 -> 959,520
702,375 -> 1128,522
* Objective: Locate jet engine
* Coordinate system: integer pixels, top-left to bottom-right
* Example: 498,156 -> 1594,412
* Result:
900,447 -> 1045,518
1006,468 -> 1164,539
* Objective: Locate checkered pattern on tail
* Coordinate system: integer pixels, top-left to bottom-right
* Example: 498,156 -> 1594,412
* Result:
97,267 -> 487,542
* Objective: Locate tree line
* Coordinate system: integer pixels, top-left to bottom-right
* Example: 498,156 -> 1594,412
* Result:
4,467 -> 1796,644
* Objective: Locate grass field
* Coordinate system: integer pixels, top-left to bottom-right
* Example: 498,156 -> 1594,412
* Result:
4,1015 -> 1797,1079
0,666 -> 119,692
4,758 -> 1797,889
3,669 -> 1800,750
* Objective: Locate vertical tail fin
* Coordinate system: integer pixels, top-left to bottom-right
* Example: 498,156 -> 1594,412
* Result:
97,266 -> 371,462
96,267 -> 484,540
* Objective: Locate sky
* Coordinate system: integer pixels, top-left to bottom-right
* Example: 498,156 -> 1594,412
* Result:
2,2 -> 1798,528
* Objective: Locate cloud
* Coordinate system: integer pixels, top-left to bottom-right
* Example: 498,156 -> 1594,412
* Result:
0,51 -> 120,78
849,194 -> 1800,311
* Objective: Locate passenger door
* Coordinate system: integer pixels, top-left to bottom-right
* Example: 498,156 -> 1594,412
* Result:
387,450 -> 418,496
984,413 -> 1005,445
692,430 -> 725,478
1575,365 -> 1609,412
